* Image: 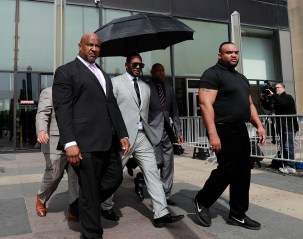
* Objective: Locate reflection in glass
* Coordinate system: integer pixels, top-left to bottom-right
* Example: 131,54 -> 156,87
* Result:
16,72 -> 39,150
0,73 -> 14,152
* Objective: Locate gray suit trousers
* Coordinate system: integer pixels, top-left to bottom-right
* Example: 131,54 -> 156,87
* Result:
154,130 -> 174,198
102,131 -> 169,219
37,153 -> 79,205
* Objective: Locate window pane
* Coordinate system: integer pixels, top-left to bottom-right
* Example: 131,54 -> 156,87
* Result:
141,49 -> 171,76
0,0 -> 15,71
65,5 -> 99,63
41,74 -> 54,90
174,19 -> 228,77
242,36 -> 275,81
101,9 -> 131,75
18,0 -> 54,72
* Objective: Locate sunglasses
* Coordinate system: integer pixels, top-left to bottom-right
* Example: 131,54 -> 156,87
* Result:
131,62 -> 145,69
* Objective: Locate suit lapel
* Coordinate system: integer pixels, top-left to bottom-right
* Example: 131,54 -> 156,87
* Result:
138,77 -> 149,110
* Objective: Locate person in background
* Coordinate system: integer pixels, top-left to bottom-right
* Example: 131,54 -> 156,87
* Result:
147,63 -> 183,206
193,42 -> 266,230
35,87 -> 79,221
52,33 -> 130,239
267,83 -> 299,174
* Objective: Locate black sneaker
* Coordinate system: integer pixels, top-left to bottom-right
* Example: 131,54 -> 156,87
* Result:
192,196 -> 211,227
226,215 -> 261,230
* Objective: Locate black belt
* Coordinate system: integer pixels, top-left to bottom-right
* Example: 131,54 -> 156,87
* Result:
216,122 -> 246,127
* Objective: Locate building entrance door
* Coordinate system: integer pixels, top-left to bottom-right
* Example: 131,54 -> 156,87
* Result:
16,72 -> 39,150
186,78 -> 200,116
187,89 -> 200,116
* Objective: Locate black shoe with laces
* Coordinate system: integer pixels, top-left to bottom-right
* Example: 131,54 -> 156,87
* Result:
153,213 -> 184,228
166,198 -> 177,206
101,208 -> 120,221
192,196 -> 211,227
226,215 -> 261,230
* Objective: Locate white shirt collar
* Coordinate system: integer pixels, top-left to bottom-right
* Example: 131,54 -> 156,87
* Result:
77,55 -> 95,68
126,72 -> 138,82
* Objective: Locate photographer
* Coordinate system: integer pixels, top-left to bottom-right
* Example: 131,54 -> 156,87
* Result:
267,83 -> 299,174
260,81 -> 276,114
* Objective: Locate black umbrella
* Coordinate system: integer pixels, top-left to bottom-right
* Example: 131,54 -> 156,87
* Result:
95,13 -> 194,57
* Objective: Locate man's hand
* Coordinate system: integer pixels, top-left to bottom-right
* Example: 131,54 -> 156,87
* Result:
257,126 -> 266,144
65,145 -> 82,166
209,133 -> 221,153
120,137 -> 130,156
177,135 -> 184,144
266,89 -> 274,96
37,131 -> 49,144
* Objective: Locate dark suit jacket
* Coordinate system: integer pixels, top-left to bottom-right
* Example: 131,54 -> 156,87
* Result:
147,79 -> 182,146
52,57 -> 128,152
274,91 -> 299,132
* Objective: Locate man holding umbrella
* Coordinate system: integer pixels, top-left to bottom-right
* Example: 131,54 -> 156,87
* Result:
101,53 -> 184,228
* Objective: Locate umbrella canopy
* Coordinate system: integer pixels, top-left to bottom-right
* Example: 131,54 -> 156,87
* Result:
95,13 -> 194,57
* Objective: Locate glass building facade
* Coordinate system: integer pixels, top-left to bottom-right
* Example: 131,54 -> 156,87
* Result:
0,0 -> 292,152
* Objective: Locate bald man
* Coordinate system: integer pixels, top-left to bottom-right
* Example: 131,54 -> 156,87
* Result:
53,33 -> 130,239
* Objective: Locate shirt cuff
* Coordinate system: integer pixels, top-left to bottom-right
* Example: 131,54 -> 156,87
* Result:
64,141 -> 77,150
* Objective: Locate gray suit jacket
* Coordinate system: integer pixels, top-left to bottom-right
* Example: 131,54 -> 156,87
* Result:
111,73 -> 158,147
35,87 -> 62,154
148,80 -> 182,145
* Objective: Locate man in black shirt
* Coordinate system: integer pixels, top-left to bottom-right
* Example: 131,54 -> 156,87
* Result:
193,42 -> 266,230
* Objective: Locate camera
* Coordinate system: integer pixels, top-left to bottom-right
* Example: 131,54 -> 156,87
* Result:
260,80 -> 276,112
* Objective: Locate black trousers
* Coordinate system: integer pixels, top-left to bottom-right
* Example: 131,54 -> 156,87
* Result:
73,149 -> 123,238
196,123 -> 251,218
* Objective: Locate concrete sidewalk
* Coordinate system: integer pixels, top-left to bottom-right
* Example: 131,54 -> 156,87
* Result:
0,149 -> 302,239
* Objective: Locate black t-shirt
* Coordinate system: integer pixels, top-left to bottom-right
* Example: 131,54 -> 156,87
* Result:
199,62 -> 251,123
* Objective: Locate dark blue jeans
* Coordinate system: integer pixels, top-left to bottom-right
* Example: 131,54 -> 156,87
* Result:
281,131 -> 296,168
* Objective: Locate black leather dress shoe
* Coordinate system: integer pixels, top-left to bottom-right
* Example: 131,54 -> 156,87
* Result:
127,166 -> 134,176
134,172 -> 145,201
67,199 -> 79,221
154,213 -> 184,228
81,234 -> 103,239
166,198 -> 177,206
101,209 -> 119,221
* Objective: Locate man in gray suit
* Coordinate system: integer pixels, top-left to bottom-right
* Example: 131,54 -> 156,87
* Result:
35,87 -> 79,220
101,53 -> 184,228
148,63 -> 183,206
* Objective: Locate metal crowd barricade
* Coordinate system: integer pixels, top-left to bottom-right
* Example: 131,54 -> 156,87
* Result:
248,114 -> 303,168
180,117 -> 216,163
180,115 -> 303,169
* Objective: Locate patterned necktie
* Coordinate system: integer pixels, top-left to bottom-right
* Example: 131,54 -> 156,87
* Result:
158,83 -> 165,108
133,78 -> 141,106
89,64 -> 106,94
